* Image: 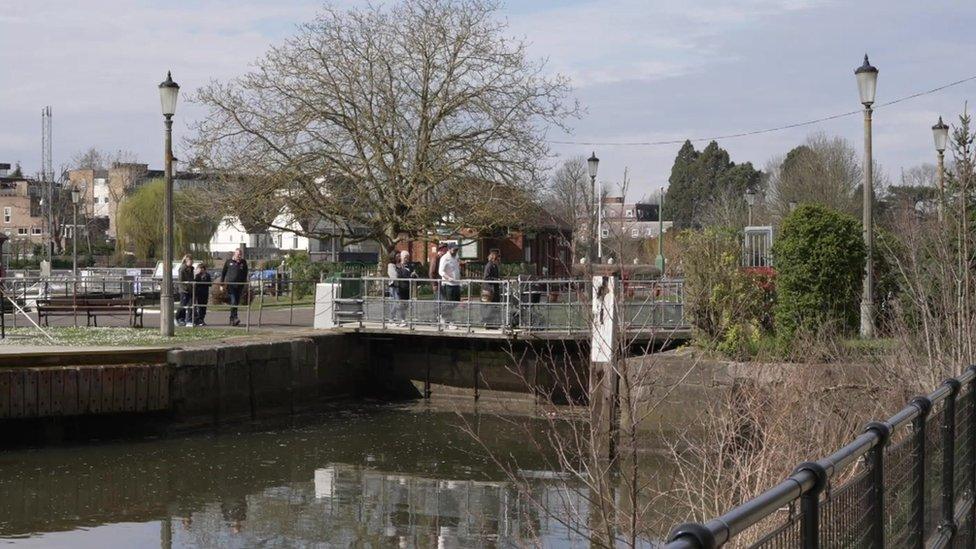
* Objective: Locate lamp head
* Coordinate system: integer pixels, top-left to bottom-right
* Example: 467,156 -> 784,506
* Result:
932,116 -> 950,153
587,152 -> 599,179
854,54 -> 878,107
159,71 -> 180,117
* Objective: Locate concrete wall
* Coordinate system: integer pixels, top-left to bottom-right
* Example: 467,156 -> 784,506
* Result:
167,333 -> 369,425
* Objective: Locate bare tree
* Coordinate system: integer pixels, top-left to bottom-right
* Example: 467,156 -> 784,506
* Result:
191,0 -> 577,255
766,132 -> 886,222
544,156 -> 595,263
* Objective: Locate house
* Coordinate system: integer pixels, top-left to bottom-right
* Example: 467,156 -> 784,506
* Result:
0,171 -> 46,256
600,196 -> 673,240
398,206 -> 574,276
68,163 -> 218,241
208,214 -> 382,262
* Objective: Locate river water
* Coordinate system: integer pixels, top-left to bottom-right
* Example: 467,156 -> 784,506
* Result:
0,402 -> 675,548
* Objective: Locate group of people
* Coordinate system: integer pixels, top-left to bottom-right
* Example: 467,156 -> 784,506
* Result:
386,243 -> 502,329
175,247 -> 249,327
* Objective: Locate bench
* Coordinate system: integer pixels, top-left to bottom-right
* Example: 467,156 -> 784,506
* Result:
36,296 -> 145,327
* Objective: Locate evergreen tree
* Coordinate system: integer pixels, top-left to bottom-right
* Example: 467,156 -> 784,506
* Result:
664,140 -> 761,228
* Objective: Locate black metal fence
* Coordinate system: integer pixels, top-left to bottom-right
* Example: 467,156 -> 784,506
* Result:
666,366 -> 976,549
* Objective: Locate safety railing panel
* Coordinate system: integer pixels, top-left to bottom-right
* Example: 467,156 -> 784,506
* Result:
666,367 -> 976,549
331,277 -> 686,334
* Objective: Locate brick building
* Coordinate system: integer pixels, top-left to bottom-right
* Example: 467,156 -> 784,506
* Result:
398,208 -> 573,277
0,170 -> 46,257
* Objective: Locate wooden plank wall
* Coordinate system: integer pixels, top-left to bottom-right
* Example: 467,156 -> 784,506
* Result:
0,364 -> 170,419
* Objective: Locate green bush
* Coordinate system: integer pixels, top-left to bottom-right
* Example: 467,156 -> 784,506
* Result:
773,204 -> 865,340
679,228 -> 768,359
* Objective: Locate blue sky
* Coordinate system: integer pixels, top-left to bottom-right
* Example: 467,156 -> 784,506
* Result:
1,0 -> 974,198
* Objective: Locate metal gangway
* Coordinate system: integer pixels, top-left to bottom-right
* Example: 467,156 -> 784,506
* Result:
329,276 -> 687,337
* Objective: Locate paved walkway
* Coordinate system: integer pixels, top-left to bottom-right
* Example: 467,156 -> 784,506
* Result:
2,305 -> 315,331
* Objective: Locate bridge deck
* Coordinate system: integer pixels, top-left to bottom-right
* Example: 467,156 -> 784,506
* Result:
336,321 -> 691,342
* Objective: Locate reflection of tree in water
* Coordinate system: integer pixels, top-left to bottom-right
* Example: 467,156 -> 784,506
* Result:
172,463 -> 590,547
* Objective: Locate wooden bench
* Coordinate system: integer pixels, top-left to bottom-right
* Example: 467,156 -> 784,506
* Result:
36,296 -> 145,327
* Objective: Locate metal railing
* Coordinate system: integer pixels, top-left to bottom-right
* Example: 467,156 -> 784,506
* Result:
666,366 -> 976,549
0,275 -> 320,331
331,276 -> 687,334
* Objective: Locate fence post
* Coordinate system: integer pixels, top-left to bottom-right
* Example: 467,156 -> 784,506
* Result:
910,395 -> 932,549
864,420 -> 892,548
940,378 -> 961,542
793,461 -> 828,549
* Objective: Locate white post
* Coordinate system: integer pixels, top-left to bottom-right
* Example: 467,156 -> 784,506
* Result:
590,274 -> 619,461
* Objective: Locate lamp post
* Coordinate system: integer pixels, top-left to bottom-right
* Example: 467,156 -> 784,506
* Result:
933,116 -> 950,222
744,188 -> 757,227
855,54 -> 878,338
587,152 -> 600,264
656,187 -> 665,274
159,71 -> 180,336
71,186 -> 80,279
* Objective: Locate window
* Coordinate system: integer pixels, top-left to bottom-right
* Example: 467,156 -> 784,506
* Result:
104,197 -> 110,203
644,227 -> 653,237
626,209 -> 633,218
630,228 -> 639,238
31,227 -> 42,236
292,236 -> 299,249
3,207 -> 9,223
17,228 -> 27,235
601,229 -> 609,238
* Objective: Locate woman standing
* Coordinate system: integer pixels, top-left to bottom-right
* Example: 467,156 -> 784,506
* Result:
386,251 -> 400,322
482,250 -> 502,327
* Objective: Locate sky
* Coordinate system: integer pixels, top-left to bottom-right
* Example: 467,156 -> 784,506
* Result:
1,0 -> 975,199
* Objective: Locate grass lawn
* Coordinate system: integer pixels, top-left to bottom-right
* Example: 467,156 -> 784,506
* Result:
0,326 -> 243,347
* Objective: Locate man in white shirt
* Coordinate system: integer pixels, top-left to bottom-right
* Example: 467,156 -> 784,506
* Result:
438,243 -> 461,328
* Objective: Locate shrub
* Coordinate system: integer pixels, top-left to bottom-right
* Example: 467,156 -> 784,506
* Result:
679,228 -> 770,359
773,204 -> 865,341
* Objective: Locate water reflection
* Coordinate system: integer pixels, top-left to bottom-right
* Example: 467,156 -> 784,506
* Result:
0,403 -> 600,547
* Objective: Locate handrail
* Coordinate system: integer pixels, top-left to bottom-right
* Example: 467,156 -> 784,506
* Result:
665,364 -> 976,548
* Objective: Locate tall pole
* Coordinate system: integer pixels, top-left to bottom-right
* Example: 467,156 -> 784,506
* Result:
860,105 -> 875,338
72,201 -> 78,278
656,187 -> 665,274
597,180 -> 603,263
937,150 -> 946,223
161,114 -> 175,336
590,174 -> 597,264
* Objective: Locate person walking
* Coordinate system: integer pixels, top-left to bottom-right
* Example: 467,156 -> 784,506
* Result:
386,251 -> 400,322
192,264 -> 212,326
176,254 -> 194,327
220,248 -> 248,326
438,243 -> 461,329
394,250 -> 416,326
429,243 -> 447,292
482,250 -> 502,328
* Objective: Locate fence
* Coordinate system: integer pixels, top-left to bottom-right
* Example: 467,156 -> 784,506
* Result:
0,274 -> 321,332
331,276 -> 686,334
666,366 -> 976,549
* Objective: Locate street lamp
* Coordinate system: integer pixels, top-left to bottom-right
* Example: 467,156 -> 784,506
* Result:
656,187 -> 666,274
933,116 -> 950,221
159,71 -> 180,336
587,152 -> 601,264
855,54 -> 878,339
744,188 -> 757,226
70,186 -> 80,279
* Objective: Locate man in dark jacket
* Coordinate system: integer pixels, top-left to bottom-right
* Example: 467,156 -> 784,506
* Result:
220,248 -> 248,326
176,254 -> 194,326
192,264 -> 212,326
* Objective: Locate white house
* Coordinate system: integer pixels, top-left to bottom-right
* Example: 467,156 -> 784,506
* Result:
208,213 -> 381,262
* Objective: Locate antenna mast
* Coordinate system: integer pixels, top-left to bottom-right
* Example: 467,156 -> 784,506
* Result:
41,106 -> 53,262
